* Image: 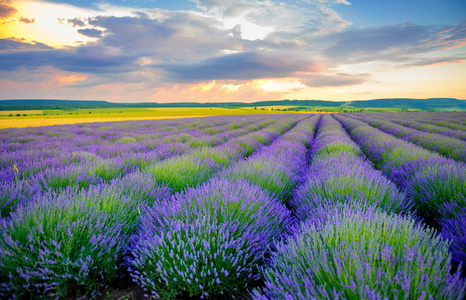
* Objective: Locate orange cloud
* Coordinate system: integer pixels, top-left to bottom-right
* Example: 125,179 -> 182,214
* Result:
145,80 -> 284,103
51,73 -> 88,86
0,3 -> 17,19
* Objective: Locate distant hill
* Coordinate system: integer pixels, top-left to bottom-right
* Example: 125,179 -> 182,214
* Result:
0,98 -> 465,111
346,98 -> 466,110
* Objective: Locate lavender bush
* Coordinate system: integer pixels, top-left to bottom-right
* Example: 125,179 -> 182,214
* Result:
406,160 -> 466,223
129,178 -> 293,299
0,187 -> 132,298
440,202 -> 466,268
253,206 -> 466,299
0,179 -> 42,218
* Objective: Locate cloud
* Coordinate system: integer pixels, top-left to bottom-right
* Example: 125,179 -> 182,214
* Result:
160,51 -> 323,82
1,0 -> 464,102
0,3 -> 16,18
0,2 -> 348,82
301,0 -> 351,4
83,12 -> 246,62
0,40 -> 139,74
19,17 -> 35,24
78,28 -> 104,38
401,56 -> 466,68
324,22 -> 466,64
191,0 -> 351,43
301,73 -> 369,87
0,38 -> 53,52
60,17 -> 87,27
191,0 -> 256,18
146,79 -> 284,103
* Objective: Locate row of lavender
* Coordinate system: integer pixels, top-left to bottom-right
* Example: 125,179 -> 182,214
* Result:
128,115 -> 321,298
253,114 -> 465,299
383,111 -> 466,132
344,112 -> 466,162
0,116 -> 267,182
1,112 -> 465,299
354,112 -> 466,141
0,114 -> 308,298
1,115 -> 286,217
334,114 -> 466,274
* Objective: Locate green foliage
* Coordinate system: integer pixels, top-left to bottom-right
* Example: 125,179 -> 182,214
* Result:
146,155 -> 221,192
313,142 -> 361,157
221,160 -> 295,202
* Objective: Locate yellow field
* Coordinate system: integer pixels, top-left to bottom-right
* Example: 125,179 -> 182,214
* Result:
0,107 -> 311,129
225,106 -> 296,110
0,115 -> 209,129
0,110 -> 43,115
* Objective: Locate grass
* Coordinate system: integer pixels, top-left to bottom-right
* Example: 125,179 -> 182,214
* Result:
0,107 -> 307,129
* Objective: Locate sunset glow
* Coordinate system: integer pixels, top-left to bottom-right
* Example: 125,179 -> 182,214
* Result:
0,0 -> 465,102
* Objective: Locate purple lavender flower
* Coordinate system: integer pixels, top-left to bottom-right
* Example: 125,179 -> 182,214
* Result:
253,206 -> 465,299
128,178 -> 293,299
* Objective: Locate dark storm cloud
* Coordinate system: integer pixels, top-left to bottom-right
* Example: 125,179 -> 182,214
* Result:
324,22 -> 466,64
159,51 -> 320,82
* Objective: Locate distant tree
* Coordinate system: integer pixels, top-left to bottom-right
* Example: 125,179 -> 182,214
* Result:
23,114 -> 27,116
9,114 -> 12,117
16,113 -> 21,116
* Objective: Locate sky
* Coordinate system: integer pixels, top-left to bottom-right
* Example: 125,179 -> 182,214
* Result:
0,0 -> 465,103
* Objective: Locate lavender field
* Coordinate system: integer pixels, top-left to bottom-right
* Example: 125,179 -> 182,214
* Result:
1,112 -> 466,299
